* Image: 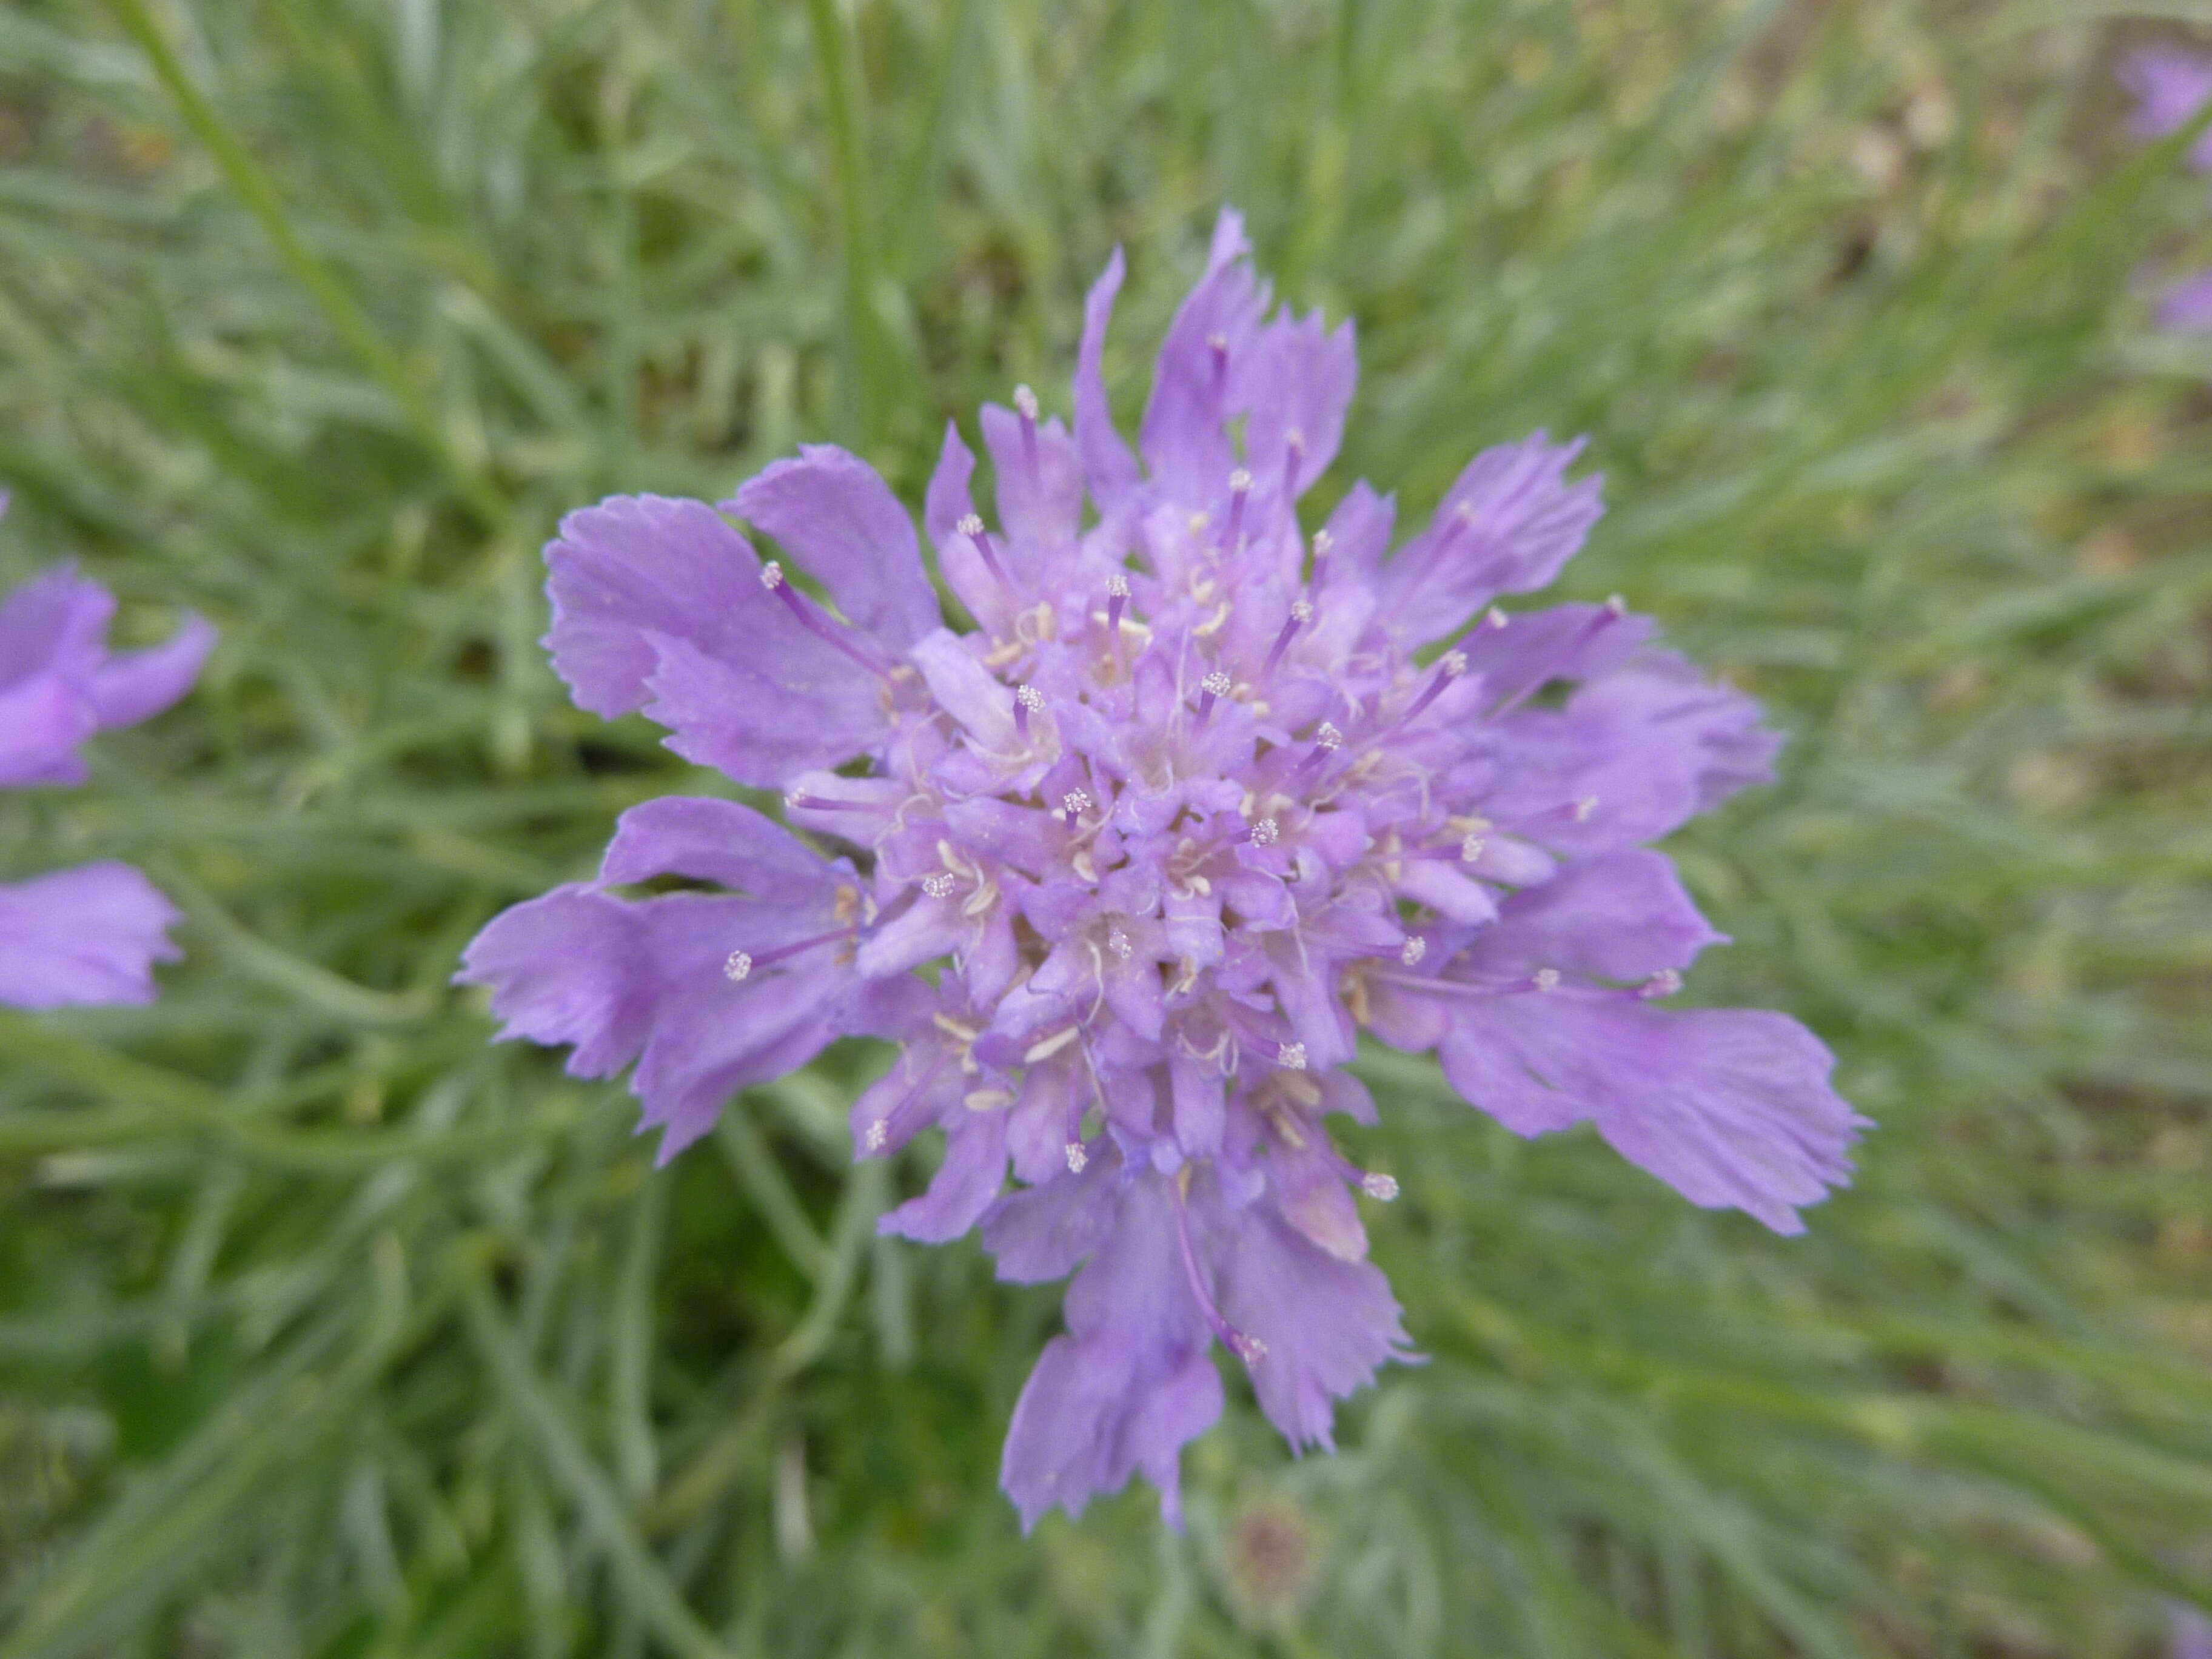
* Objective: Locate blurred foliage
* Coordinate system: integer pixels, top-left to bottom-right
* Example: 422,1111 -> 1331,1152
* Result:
0,0 -> 2209,1653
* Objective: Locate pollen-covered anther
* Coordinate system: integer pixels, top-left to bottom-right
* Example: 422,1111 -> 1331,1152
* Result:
1291,599 -> 1314,624
759,560 -> 785,590
956,512 -> 985,537
1400,935 -> 1426,967
1361,1172 -> 1400,1202
723,950 -> 752,982
1202,671 -> 1233,697
1533,968 -> 1561,992
864,1120 -> 888,1153
1228,1332 -> 1268,1364
1061,789 -> 1092,828
1640,968 -> 1683,999
1461,834 -> 1486,863
1574,796 -> 1598,823
1013,384 -> 1039,421
920,873 -> 956,899
1107,928 -> 1133,961
1228,467 -> 1253,493
1278,1041 -> 1308,1071
1065,1142 -> 1088,1175
1316,722 -> 1343,750
1249,817 -> 1279,846
1441,650 -> 1468,677
1106,571 -> 1130,598
1606,593 -> 1627,616
1014,685 -> 1044,711
1486,606 -> 1509,629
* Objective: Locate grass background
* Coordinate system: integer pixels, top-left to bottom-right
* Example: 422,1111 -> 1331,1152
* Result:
0,0 -> 2208,1652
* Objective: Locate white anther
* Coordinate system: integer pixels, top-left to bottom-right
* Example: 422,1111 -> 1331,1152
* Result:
759,560 -> 785,590
1485,606 -> 1508,629
783,791 -> 811,810
1640,968 -> 1683,999
1313,528 -> 1333,556
1606,594 -> 1627,617
1106,571 -> 1131,597
1230,1333 -> 1268,1363
1441,650 -> 1468,677
956,512 -> 985,537
1278,1042 -> 1308,1071
920,873 -> 956,898
1015,684 -> 1045,711
1206,331 -> 1229,352
1228,468 -> 1253,494
1201,670 -> 1233,697
1290,599 -> 1314,623
1062,789 -> 1092,816
1361,1172 -> 1400,1201
723,950 -> 752,982
1250,817 -> 1279,846
1399,936 -> 1427,967
864,1120 -> 888,1152
1108,929 -> 1133,961
1286,427 -> 1305,452
1013,384 -> 1039,420
1065,1142 -> 1088,1174
1461,834 -> 1486,863
1574,796 -> 1598,823
1315,722 -> 1343,750
1455,500 -> 1481,525
1533,968 -> 1560,992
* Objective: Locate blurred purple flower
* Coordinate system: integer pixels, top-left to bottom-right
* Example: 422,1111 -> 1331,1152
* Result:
2120,45 -> 2212,170
2120,44 -> 2212,331
460,210 -> 1864,1530
0,492 -> 210,1007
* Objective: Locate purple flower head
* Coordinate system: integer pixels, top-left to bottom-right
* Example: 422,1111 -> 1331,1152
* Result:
0,491 -> 210,1007
461,210 -> 1865,1530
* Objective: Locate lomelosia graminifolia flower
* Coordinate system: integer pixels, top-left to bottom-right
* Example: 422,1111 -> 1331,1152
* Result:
460,211 -> 1865,1529
0,492 -> 212,1007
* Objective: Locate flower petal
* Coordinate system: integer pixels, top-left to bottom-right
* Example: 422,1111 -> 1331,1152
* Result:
1139,209 -> 1267,508
982,1143 -> 1123,1281
880,1103 -> 1009,1243
999,1173 -> 1222,1530
1378,433 -> 1605,642
1436,994 -> 1865,1233
88,611 -> 215,731
0,563 -> 110,693
1237,307 -> 1356,504
599,795 -> 851,900
0,861 -> 183,1008
1482,651 -> 1778,854
1463,850 -> 1724,983
1201,1174 -> 1412,1451
0,669 -> 96,788
640,629 -> 887,789
982,403 -> 1084,549
725,445 -> 940,649
1076,246 -> 1144,512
